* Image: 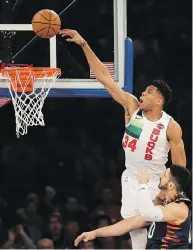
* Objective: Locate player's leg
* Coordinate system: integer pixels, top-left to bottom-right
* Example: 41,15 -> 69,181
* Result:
121,170 -> 160,249
121,170 -> 148,249
131,178 -> 160,249
129,228 -> 148,249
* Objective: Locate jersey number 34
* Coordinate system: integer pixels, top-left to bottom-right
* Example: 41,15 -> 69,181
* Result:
122,135 -> 137,152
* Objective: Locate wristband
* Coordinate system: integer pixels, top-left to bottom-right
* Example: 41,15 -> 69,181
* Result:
80,41 -> 87,48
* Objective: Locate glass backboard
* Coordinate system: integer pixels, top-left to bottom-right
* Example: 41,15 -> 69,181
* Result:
0,0 -> 133,97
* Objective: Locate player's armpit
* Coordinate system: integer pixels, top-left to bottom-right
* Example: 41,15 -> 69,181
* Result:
167,120 -> 186,167
158,202 -> 188,222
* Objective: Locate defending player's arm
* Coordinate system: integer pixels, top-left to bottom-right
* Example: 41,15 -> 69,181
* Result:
167,120 -> 186,167
74,216 -> 147,247
59,29 -> 139,110
138,183 -> 188,222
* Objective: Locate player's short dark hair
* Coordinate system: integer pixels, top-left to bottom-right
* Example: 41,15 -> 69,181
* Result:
170,165 -> 191,192
151,80 -> 172,107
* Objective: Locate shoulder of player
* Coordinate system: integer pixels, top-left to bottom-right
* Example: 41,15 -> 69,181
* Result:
164,201 -> 189,219
124,93 -> 139,115
167,119 -> 182,140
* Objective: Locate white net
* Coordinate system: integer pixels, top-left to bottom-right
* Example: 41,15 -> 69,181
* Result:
3,68 -> 60,138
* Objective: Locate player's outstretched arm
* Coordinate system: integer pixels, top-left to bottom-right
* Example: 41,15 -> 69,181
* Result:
59,29 -> 138,110
74,216 -> 147,247
167,120 -> 186,167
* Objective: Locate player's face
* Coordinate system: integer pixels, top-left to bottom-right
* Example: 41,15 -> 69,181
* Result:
139,85 -> 163,111
158,169 -> 170,190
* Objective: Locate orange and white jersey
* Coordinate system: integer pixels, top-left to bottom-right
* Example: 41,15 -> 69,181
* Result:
122,109 -> 171,175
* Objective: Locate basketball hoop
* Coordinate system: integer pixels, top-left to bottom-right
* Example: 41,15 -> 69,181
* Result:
1,67 -> 61,138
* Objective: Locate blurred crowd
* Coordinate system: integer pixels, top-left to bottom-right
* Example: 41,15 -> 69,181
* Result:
0,98 -> 128,248
0,0 -> 192,249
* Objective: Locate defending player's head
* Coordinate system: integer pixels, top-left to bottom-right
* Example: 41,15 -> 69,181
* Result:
139,80 -> 172,111
159,165 -> 191,193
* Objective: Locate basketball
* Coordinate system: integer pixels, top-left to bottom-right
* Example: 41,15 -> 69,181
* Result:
32,9 -> 61,39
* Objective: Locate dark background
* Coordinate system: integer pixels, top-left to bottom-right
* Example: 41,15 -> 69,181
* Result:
0,0 -> 192,249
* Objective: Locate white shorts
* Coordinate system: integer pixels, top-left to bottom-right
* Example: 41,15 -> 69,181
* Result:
120,169 -> 160,219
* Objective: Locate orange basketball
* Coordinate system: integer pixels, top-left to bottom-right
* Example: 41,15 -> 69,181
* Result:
32,9 -> 61,39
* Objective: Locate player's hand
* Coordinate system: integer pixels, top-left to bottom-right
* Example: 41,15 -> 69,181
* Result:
59,29 -> 85,46
74,231 -> 96,247
137,171 -> 150,184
